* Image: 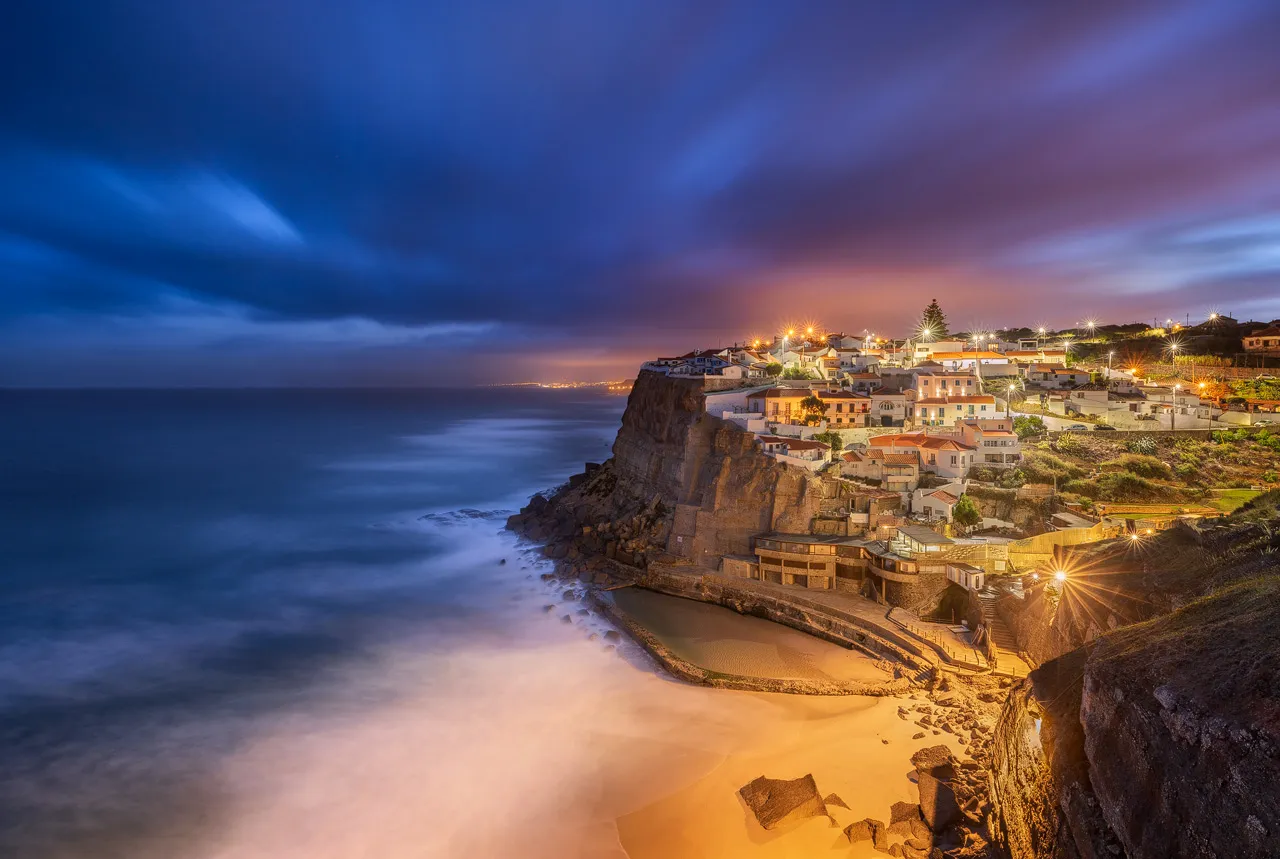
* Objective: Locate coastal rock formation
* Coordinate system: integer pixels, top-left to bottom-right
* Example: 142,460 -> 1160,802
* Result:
506,371 -> 867,582
997,496 -> 1280,667
737,774 -> 829,830
991,575 -> 1280,858
844,817 -> 888,848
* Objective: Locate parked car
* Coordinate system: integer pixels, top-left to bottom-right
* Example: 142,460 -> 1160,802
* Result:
1255,419 -> 1275,426
1066,423 -> 1088,431
1094,424 -> 1117,431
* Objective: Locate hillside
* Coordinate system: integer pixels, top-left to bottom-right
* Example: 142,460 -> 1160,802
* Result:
991,497 -> 1280,858
989,429 -> 1280,509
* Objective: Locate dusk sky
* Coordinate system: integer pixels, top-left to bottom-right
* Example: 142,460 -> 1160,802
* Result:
3,2 -> 1280,385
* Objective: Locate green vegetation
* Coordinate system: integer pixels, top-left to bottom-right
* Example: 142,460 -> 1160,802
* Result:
812,430 -> 844,453
799,394 -> 829,425
1055,431 -> 1084,455
920,297 -> 950,338
1207,489 -> 1264,513
1013,415 -> 1046,439
1100,454 -> 1173,480
1125,435 -> 1158,455
764,362 -> 783,378
781,367 -> 816,380
1064,471 -> 1165,502
1229,378 -> 1280,400
952,494 -> 982,530
1020,450 -> 1086,484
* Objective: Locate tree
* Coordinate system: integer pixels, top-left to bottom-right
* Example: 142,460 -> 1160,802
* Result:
764,362 -> 784,377
813,430 -> 844,454
782,367 -> 815,380
1013,415 -> 1047,439
799,394 -> 829,425
920,298 -> 950,339
952,494 -> 982,531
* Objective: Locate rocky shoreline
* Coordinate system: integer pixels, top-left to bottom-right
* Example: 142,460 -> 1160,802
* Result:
508,502 -> 1010,857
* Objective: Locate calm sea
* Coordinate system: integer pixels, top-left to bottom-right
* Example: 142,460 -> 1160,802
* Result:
0,388 -> 626,859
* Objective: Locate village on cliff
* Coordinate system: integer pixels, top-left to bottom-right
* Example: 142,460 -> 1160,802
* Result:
509,301 -> 1280,858
618,302 -> 1280,670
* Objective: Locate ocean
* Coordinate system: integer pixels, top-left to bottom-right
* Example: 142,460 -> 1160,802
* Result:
0,388 -> 635,859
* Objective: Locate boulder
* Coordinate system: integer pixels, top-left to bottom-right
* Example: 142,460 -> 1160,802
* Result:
888,800 -> 923,836
823,793 -> 850,810
909,818 -> 933,842
738,774 -> 828,830
843,817 -> 887,847
917,769 -> 962,833
910,745 -> 955,772
911,745 -> 961,833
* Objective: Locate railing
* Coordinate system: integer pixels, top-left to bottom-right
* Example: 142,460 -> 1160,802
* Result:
890,614 -> 989,670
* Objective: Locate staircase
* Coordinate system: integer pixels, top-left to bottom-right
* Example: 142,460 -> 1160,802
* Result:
977,588 -> 1020,655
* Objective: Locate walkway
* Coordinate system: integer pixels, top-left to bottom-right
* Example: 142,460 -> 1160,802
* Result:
977,588 -> 1033,678
646,565 -> 993,674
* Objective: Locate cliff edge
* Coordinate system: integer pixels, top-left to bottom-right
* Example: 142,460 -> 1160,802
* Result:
991,509 -> 1280,859
506,370 -> 851,574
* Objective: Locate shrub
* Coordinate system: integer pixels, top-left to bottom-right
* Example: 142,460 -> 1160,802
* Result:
1263,471 -> 1279,484
1175,462 -> 1197,480
1101,454 -> 1173,480
952,494 -> 982,529
1062,478 -> 1099,498
1055,432 -> 1083,455
1020,451 -> 1086,484
1095,470 -> 1162,501
1126,435 -> 1158,455
1013,415 -> 1047,438
812,430 -> 844,452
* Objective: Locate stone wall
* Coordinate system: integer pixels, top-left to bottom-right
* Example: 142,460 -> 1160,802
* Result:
883,568 -> 950,616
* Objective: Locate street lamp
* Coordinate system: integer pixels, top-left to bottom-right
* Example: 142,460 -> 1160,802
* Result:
1107,350 -> 1114,381
1172,383 -> 1181,431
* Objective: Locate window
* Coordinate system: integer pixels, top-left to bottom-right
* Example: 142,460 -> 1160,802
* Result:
950,455 -> 957,465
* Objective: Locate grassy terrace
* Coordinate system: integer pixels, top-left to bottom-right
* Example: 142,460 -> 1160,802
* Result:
972,430 -> 1280,506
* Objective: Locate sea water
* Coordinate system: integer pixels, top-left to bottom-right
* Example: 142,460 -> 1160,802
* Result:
0,388 -> 646,858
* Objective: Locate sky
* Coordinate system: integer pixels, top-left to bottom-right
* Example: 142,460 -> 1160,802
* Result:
2,1 -> 1280,386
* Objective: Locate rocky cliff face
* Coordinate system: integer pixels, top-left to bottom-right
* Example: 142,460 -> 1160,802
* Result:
506,370 -> 856,574
999,499 -> 1280,667
992,574 -> 1280,859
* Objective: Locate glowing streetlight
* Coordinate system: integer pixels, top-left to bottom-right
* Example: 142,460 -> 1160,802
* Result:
1054,570 -> 1067,583
1209,312 -> 1219,321
1129,533 -> 1141,542
1107,350 -> 1114,380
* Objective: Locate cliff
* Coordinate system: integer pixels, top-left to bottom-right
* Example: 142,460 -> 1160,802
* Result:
999,493 -> 1280,666
991,501 -> 1280,858
506,370 -> 858,574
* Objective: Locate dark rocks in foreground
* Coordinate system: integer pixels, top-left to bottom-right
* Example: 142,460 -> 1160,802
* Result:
738,774 -> 829,830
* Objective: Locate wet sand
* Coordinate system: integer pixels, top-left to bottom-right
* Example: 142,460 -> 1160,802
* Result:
611,587 -> 889,684
195,580 -> 957,859
601,587 -> 961,858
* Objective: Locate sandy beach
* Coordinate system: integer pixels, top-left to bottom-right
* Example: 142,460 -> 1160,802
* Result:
611,587 -> 891,684
192,577 -> 962,859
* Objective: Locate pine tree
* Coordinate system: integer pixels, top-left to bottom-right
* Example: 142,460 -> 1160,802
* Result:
920,298 -> 950,339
